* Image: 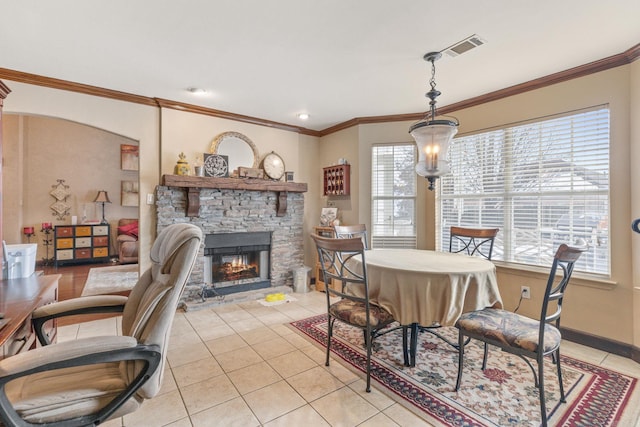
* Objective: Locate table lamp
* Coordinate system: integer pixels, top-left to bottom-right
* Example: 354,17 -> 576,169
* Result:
94,190 -> 111,224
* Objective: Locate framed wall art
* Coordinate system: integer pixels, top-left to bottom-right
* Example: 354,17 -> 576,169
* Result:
203,153 -> 229,177
121,180 -> 139,207
121,144 -> 139,171
320,207 -> 338,226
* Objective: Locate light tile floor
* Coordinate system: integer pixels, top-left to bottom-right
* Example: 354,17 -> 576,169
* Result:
57,291 -> 640,427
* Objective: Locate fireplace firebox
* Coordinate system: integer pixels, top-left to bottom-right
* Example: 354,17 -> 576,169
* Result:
203,232 -> 271,296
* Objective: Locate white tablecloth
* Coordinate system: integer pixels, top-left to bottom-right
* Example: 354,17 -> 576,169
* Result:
349,249 -> 503,326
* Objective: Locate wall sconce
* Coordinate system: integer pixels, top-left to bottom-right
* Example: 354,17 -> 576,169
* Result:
94,190 -> 111,224
409,51 -> 459,190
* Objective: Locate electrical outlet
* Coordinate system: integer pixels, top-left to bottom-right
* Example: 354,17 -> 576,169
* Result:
327,201 -> 336,207
521,286 -> 531,299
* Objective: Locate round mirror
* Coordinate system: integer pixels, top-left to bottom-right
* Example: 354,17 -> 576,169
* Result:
210,132 -> 259,174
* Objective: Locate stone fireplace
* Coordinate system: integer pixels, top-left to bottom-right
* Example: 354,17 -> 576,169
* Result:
156,175 -> 307,310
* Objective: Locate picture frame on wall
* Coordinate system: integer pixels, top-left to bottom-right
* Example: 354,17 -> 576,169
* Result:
320,207 -> 338,226
121,144 -> 139,171
203,153 -> 229,177
121,180 -> 139,206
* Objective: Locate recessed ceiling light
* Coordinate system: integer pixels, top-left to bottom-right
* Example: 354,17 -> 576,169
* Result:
186,87 -> 208,95
297,113 -> 310,120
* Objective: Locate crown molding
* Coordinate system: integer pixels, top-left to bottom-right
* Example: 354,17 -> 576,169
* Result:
154,98 -> 321,136
318,43 -> 640,136
0,42 -> 638,138
0,68 -> 157,106
0,68 -> 321,136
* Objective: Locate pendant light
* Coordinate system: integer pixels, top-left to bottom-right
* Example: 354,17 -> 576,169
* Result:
409,51 -> 459,190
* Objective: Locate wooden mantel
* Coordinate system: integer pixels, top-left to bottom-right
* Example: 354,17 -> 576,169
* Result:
162,174 -> 308,217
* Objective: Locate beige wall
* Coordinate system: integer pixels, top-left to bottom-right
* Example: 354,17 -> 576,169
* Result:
344,65 -> 636,346
318,127 -> 360,227
3,82 -> 159,271
2,85 -> 321,271
3,115 -> 139,261
1,61 -> 639,348
449,66 -> 633,344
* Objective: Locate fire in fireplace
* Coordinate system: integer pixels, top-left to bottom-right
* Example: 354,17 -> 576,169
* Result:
203,231 -> 271,296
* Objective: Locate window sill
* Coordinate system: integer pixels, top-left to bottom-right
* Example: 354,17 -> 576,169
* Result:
493,261 -> 617,290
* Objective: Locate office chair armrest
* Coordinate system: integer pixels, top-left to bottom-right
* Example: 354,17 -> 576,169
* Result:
0,335 -> 137,377
0,336 -> 160,427
32,295 -> 128,345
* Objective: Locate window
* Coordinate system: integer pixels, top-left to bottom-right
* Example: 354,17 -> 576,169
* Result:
439,106 -> 610,275
371,143 -> 417,248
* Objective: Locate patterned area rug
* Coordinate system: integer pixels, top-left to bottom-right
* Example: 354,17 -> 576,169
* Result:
290,314 -> 639,426
81,264 -> 139,296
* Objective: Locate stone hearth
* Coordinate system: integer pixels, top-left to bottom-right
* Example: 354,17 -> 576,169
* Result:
155,180 -> 306,310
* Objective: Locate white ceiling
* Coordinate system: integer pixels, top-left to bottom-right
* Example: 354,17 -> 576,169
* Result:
2,1 -> 639,132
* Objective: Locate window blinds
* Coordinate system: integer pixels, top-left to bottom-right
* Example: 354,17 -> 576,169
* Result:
371,144 -> 417,249
439,106 -> 610,274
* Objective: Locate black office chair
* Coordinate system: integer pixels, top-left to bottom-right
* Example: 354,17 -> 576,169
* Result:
311,234 -> 396,392
454,244 -> 585,427
449,226 -> 499,260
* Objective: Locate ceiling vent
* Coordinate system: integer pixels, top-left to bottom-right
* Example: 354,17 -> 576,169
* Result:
443,34 -> 486,57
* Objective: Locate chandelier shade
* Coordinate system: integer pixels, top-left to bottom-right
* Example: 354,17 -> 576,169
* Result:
410,51 -> 459,190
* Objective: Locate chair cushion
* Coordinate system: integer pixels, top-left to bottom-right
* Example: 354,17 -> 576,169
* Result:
455,308 -> 561,353
4,362 -> 141,424
329,299 -> 395,328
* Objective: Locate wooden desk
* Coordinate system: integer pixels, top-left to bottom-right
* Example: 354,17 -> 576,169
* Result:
0,274 -> 59,359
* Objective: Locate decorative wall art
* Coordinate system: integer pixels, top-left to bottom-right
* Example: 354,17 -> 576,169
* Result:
320,207 -> 338,226
203,153 -> 229,177
49,179 -> 71,220
121,180 -> 139,207
121,144 -> 139,171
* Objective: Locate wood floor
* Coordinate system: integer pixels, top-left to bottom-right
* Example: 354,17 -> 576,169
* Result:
40,262 -> 127,326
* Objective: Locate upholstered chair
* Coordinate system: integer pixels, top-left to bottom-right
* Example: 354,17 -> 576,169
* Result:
117,218 -> 139,264
312,234 -> 396,392
455,244 -> 585,427
0,224 -> 202,426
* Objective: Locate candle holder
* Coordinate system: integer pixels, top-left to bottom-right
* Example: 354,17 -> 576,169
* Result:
40,223 -> 54,266
23,226 -> 35,243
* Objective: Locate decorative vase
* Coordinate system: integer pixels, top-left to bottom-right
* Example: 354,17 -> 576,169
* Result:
174,152 -> 190,175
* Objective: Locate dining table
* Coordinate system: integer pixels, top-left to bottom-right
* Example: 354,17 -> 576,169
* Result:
347,248 -> 503,366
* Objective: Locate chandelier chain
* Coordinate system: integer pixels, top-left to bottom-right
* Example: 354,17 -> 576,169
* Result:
429,59 -> 437,92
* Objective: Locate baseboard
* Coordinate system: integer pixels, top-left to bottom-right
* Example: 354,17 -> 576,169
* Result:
561,326 -> 640,363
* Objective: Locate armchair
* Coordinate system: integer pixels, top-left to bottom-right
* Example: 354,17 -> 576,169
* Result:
0,223 -> 202,426
117,218 -> 139,264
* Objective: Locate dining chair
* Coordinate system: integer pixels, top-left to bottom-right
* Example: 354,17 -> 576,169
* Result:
449,226 -> 500,260
334,224 -> 369,249
311,234 -> 396,392
0,224 -> 202,426
407,226 -> 500,356
454,244 -> 585,427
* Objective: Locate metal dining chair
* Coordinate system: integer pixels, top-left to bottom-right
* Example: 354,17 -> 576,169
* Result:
407,226 -> 500,359
454,244 -> 585,427
334,224 -> 369,249
449,226 -> 500,260
311,234 -> 396,392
